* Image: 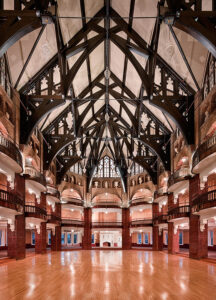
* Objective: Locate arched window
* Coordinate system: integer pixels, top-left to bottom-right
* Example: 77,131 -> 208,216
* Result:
130,162 -> 144,176
70,162 -> 83,175
94,156 -> 120,178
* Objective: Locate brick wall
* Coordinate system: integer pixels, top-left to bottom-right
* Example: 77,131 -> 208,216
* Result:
168,222 -> 179,254
8,215 -> 25,259
122,208 -> 131,249
189,215 -> 208,259
35,222 -> 46,254
83,208 -> 92,249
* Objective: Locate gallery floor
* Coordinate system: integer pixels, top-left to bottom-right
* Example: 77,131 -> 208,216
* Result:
0,250 -> 216,299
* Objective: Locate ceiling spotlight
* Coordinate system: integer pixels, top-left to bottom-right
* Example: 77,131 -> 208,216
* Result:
41,15 -> 53,25
164,16 -> 175,25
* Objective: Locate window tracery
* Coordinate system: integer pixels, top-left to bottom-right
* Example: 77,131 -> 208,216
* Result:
94,156 -> 120,178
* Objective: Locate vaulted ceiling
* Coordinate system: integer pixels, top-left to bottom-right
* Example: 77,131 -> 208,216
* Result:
1,0 -> 215,188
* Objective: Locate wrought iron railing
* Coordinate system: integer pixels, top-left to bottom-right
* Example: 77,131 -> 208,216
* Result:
61,197 -> 84,206
153,214 -> 168,223
192,134 -> 216,170
91,221 -> 122,227
168,167 -> 190,187
47,214 -> 61,222
61,218 -> 84,226
0,189 -> 24,210
92,201 -> 122,207
130,219 -> 153,226
25,205 -> 47,218
0,134 -> 22,167
168,205 -> 190,220
130,197 -> 151,205
192,188 -> 216,212
157,187 -> 168,195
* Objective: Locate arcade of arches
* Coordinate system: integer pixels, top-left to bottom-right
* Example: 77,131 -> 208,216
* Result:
0,0 -> 216,299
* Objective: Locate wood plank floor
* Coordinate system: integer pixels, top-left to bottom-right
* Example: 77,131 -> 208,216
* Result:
0,250 -> 216,299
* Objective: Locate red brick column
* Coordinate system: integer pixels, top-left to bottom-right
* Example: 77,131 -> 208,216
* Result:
40,192 -> 47,210
188,175 -> 208,259
83,208 -> 92,250
122,208 -> 131,250
153,203 -> 159,219
35,222 -> 47,254
51,226 -> 61,251
189,215 -> 208,259
7,174 -> 26,259
168,222 -> 179,254
153,226 -> 163,251
7,214 -> 26,259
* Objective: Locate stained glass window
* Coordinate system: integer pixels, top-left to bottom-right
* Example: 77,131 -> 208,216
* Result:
70,162 -> 83,175
94,156 -> 120,178
130,162 -> 144,176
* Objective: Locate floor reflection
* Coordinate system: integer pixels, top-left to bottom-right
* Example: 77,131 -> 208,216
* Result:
0,250 -> 216,299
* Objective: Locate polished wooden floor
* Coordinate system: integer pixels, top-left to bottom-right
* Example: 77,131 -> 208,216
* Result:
1,250 -> 216,300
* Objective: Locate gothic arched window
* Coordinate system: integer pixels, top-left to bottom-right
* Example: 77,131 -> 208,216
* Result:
94,156 -> 120,178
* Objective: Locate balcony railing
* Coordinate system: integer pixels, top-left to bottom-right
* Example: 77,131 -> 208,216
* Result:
61,197 -> 84,206
153,214 -> 168,224
130,197 -> 151,206
168,168 -> 190,188
92,201 -> 122,207
47,214 -> 61,223
192,134 -> 216,170
0,135 -> 22,168
61,218 -> 84,226
192,188 -> 216,213
168,205 -> 190,220
25,205 -> 47,219
0,189 -> 24,212
91,221 -> 122,228
24,164 -> 46,187
130,219 -> 152,226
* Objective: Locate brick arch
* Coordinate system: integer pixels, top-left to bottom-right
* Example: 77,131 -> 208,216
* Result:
61,184 -> 83,200
92,192 -> 121,203
131,187 -> 153,200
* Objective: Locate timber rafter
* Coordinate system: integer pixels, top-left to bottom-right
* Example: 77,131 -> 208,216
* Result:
2,1 -> 215,188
